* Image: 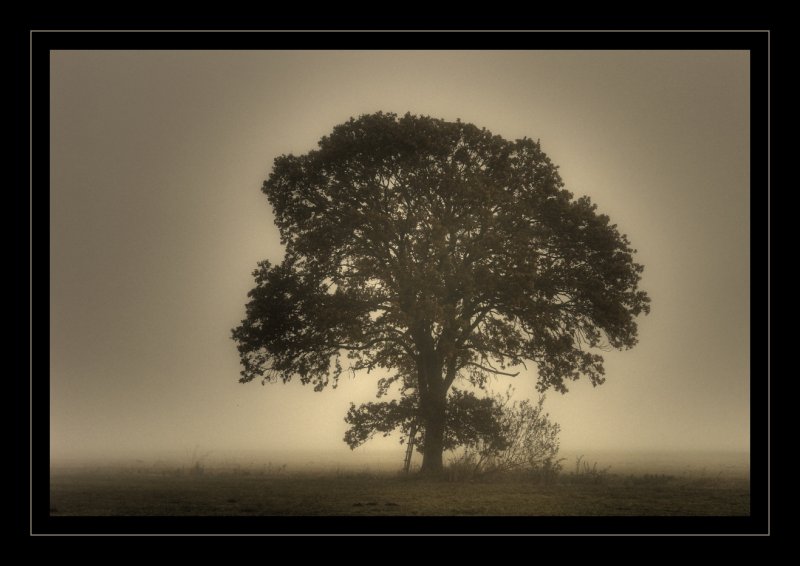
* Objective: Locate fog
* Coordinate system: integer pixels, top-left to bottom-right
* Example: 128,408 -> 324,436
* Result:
50,51 -> 750,473
51,448 -> 750,479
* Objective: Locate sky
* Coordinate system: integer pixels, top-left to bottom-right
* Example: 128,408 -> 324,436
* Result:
49,50 -> 750,467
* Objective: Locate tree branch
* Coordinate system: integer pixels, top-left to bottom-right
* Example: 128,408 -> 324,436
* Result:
465,362 -> 520,378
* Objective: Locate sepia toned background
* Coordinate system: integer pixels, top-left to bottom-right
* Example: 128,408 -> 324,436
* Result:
50,50 -> 750,468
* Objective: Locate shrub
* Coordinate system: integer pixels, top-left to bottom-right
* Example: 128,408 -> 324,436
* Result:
447,390 -> 563,481
563,455 -> 611,484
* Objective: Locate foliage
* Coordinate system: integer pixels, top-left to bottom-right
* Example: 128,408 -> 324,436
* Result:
343,387 -> 506,452
232,111 -> 650,469
447,391 -> 563,480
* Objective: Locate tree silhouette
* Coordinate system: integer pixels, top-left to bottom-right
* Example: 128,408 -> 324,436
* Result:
232,112 -> 650,474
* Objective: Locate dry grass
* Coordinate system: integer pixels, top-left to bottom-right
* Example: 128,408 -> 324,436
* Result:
49,468 -> 749,516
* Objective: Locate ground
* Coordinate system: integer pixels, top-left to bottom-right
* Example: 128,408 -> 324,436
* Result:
49,468 -> 749,516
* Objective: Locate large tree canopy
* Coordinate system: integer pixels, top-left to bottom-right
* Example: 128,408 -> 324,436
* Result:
232,112 -> 650,473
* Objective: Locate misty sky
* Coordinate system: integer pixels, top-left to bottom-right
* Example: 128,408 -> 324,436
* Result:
50,50 -> 750,465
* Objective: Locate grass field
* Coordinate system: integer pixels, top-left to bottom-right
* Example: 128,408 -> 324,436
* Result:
49,468 -> 749,516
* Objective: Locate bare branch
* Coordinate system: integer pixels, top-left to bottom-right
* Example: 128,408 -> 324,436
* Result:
465,362 -> 520,378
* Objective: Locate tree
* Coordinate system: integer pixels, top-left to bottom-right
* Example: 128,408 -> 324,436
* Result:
232,112 -> 650,474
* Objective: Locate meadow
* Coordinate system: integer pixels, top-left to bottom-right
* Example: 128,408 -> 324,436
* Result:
49,463 -> 749,516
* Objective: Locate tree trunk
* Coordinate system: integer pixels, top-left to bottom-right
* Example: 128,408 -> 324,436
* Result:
413,329 -> 448,476
420,392 -> 446,475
